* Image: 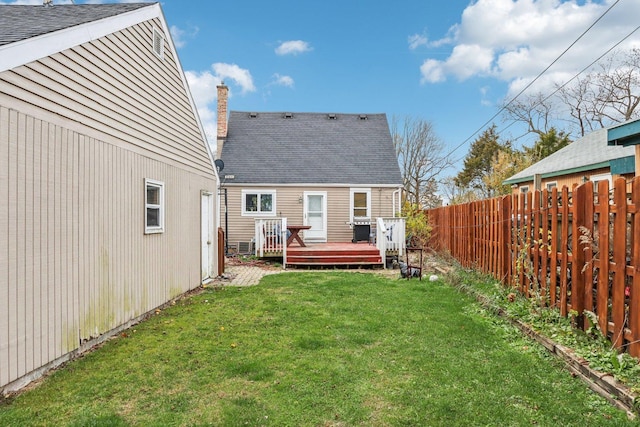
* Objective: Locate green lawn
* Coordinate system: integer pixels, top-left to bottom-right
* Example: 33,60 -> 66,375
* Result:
0,271 -> 635,426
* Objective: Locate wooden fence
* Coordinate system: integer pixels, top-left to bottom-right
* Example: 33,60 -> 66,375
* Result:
426,177 -> 640,357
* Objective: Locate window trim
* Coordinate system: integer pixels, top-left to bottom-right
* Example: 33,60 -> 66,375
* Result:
349,188 -> 371,222
545,181 -> 557,191
145,178 -> 165,234
241,189 -> 276,217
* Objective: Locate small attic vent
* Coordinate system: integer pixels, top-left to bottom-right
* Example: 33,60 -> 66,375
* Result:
359,114 -> 368,120
328,114 -> 337,120
283,113 -> 293,119
249,112 -> 258,118
152,27 -> 164,59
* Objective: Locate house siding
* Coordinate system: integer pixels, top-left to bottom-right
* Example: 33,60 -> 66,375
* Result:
0,19 -> 214,178
0,17 -> 217,391
0,107 -> 215,389
223,185 -> 398,246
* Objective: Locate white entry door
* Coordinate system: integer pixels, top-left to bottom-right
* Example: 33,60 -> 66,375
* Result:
201,191 -> 215,283
304,191 -> 327,242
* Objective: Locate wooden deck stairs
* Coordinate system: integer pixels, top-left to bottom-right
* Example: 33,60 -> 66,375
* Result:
285,242 -> 383,268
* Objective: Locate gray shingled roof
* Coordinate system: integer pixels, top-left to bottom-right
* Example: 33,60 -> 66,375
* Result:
504,127 -> 635,184
220,111 -> 403,185
0,3 -> 152,47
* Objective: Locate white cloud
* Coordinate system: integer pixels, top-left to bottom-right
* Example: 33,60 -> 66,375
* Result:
185,63 -> 255,142
275,40 -> 312,56
419,0 -> 640,95
408,33 -> 428,50
170,24 -> 199,49
271,73 -> 294,88
420,59 -> 446,84
212,63 -> 256,94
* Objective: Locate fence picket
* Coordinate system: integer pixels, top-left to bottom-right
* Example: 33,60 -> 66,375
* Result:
612,179 -> 627,349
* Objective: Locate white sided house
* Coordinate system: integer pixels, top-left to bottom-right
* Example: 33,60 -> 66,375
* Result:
0,3 -> 218,393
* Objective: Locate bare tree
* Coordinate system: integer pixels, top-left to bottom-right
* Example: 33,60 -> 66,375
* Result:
501,92 -> 556,138
392,116 -> 452,207
591,49 -> 640,123
557,74 -> 595,137
504,49 -> 640,140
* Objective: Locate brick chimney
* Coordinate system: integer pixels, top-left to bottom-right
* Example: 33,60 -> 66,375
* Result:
216,82 -> 228,159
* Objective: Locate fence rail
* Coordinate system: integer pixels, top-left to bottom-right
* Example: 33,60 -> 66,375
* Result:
426,177 -> 640,357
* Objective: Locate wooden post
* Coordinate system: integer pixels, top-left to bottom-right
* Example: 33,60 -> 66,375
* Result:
611,178 -> 627,350
559,187 -> 569,317
630,177 -> 640,357
549,187 -> 559,308
572,183 -> 587,329
500,195 -> 511,284
596,180 -> 611,340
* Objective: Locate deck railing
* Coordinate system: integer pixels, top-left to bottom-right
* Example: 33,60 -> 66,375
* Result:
254,218 -> 287,266
254,216 -> 406,269
376,217 -> 406,265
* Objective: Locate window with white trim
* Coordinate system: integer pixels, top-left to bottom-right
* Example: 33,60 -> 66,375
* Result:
520,186 -> 529,194
545,182 -> 557,191
152,27 -> 164,59
145,179 -> 164,234
350,188 -> 371,221
590,173 -> 612,193
242,190 -> 276,216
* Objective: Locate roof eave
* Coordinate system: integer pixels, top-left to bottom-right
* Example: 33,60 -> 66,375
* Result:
608,119 -> 640,146
0,3 -> 160,73
503,161 -> 611,185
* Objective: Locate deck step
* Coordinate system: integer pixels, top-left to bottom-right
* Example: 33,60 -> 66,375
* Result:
287,255 -> 382,264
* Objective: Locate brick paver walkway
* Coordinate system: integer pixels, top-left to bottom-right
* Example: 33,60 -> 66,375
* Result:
214,264 -> 283,287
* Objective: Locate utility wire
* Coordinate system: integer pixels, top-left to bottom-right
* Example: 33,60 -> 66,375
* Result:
443,0 -> 622,162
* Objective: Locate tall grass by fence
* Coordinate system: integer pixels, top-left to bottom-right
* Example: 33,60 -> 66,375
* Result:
426,177 -> 640,357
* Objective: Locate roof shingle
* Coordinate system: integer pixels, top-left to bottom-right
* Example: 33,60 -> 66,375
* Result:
0,3 -> 151,47
221,111 -> 403,185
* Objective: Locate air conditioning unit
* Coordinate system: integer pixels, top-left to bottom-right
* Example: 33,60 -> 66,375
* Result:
237,241 -> 254,255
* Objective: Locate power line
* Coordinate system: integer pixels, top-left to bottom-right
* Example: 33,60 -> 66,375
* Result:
443,0 -> 623,163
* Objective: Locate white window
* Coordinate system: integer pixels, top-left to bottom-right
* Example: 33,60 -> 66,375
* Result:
350,188 -> 371,221
590,173 -> 612,193
145,179 -> 164,234
152,27 -> 164,59
242,190 -> 276,216
545,182 -> 557,191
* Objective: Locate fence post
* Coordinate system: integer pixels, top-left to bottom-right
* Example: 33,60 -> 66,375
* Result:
630,177 -> 640,357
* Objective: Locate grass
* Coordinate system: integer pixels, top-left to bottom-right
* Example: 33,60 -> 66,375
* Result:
0,271 -> 635,426
446,265 -> 640,394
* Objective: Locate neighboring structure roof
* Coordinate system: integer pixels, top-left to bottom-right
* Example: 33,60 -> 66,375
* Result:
0,4 -> 150,47
504,127 -> 635,185
0,3 -> 159,73
608,118 -> 640,147
221,111 -> 403,185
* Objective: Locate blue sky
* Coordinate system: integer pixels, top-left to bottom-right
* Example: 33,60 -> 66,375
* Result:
4,0 -> 640,177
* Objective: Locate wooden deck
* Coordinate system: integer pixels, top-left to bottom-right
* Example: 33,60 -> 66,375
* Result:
284,241 -> 384,268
